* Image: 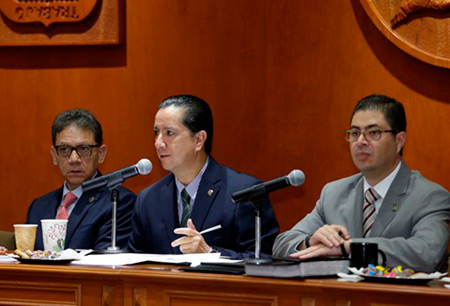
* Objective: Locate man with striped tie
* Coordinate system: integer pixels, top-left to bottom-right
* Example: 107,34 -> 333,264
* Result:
273,94 -> 450,272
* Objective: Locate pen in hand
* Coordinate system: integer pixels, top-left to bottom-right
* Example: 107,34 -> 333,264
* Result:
199,225 -> 222,235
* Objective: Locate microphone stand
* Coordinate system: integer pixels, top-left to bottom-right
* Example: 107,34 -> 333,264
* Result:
240,185 -> 272,265
95,175 -> 126,254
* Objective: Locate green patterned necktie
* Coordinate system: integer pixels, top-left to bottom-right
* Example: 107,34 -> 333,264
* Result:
180,188 -> 191,227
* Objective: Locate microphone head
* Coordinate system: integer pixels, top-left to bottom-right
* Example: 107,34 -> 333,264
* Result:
287,170 -> 305,186
136,159 -> 152,175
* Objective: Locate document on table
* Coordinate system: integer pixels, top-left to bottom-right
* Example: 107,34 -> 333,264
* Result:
71,252 -> 242,266
0,255 -> 17,263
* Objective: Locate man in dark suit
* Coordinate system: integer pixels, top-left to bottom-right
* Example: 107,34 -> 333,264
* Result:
27,109 -> 136,251
273,94 -> 450,272
128,95 -> 279,259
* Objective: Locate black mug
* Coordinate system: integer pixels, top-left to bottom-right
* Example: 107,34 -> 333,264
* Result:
350,242 -> 386,268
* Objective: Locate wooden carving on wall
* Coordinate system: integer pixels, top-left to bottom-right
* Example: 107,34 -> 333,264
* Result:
360,0 -> 450,69
0,0 -> 123,46
0,0 -> 98,27
392,0 -> 450,25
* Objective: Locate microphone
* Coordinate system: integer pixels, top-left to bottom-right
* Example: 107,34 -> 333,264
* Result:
82,158 -> 152,192
231,170 -> 305,203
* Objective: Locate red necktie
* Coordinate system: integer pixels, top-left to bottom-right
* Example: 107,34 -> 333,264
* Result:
55,192 -> 77,220
363,187 -> 379,237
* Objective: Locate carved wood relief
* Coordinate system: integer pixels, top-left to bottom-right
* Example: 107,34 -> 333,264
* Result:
0,0 -> 123,46
360,0 -> 450,68
392,0 -> 450,25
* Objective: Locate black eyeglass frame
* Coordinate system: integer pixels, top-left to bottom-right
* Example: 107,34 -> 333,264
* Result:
54,144 -> 101,158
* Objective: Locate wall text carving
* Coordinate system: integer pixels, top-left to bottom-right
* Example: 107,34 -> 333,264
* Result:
0,0 -> 98,27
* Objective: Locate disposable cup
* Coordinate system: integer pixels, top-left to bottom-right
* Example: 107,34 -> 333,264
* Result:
40,219 -> 68,252
14,224 -> 38,251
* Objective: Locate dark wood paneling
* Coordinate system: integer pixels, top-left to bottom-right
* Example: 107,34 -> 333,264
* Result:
0,0 -> 448,235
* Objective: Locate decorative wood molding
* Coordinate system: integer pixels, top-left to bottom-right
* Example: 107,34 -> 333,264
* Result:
0,0 -> 123,46
360,0 -> 450,68
164,290 -> 278,306
0,280 -> 81,305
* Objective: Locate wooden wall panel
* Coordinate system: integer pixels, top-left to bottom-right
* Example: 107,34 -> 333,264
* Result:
0,0 -> 448,237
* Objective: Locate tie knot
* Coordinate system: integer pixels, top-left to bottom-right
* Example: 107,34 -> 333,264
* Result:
365,187 -> 379,205
63,192 -> 77,208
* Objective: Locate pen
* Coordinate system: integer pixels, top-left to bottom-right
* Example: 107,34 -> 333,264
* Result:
199,225 -> 222,235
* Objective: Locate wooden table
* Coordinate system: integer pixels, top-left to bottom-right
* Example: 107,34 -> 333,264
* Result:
0,261 -> 449,305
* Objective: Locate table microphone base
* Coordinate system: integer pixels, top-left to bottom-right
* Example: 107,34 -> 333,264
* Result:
94,247 -> 127,254
245,258 -> 273,265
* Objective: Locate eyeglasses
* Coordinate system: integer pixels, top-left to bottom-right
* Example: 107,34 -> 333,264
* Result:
344,128 -> 397,142
54,144 -> 100,158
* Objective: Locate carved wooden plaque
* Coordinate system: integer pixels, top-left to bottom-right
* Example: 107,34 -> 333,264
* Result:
0,0 -> 123,46
360,0 -> 450,68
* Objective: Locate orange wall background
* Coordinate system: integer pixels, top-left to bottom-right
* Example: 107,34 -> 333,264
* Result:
0,0 -> 448,233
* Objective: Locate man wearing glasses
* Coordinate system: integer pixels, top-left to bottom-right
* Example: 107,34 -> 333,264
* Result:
273,94 -> 450,272
26,109 -> 136,251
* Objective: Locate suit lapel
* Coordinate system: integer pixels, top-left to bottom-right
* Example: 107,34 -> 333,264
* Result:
191,161 -> 220,231
161,176 -> 179,253
51,188 -> 64,218
352,177 -> 365,238
65,189 -> 102,246
370,162 -> 410,237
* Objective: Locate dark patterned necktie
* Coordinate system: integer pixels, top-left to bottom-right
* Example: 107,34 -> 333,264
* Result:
363,187 -> 379,237
180,189 -> 191,227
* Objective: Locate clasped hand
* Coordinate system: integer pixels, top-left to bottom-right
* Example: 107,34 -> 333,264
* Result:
290,224 -> 350,260
171,219 -> 211,254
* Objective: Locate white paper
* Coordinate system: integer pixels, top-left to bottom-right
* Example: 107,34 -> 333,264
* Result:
71,252 -> 242,266
0,255 -> 17,263
337,272 -> 363,282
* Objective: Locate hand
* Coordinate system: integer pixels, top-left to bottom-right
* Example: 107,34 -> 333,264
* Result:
309,224 -> 349,248
0,246 -> 7,254
290,243 -> 342,260
171,219 -> 211,254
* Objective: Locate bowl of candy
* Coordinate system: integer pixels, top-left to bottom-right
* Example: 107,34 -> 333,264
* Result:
348,265 -> 447,285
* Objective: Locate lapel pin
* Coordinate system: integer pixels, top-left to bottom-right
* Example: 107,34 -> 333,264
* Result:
89,196 -> 95,203
207,189 -> 214,197
391,203 -> 399,211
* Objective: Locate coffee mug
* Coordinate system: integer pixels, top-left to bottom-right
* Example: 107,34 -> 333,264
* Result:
350,242 -> 386,268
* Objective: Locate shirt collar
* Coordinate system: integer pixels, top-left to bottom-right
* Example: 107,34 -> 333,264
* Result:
63,183 -> 83,199
363,161 -> 402,199
175,156 -> 209,200
63,171 -> 99,199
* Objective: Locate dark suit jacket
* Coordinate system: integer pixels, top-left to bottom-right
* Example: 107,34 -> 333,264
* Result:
27,184 -> 136,251
273,162 -> 450,272
128,158 -> 279,259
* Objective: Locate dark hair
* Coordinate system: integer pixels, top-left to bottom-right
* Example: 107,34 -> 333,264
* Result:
352,94 -> 406,154
352,94 -> 406,132
51,109 -> 103,145
159,95 -> 213,154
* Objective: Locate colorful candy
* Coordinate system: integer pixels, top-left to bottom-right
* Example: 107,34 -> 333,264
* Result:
14,249 -> 62,259
361,265 -> 416,278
